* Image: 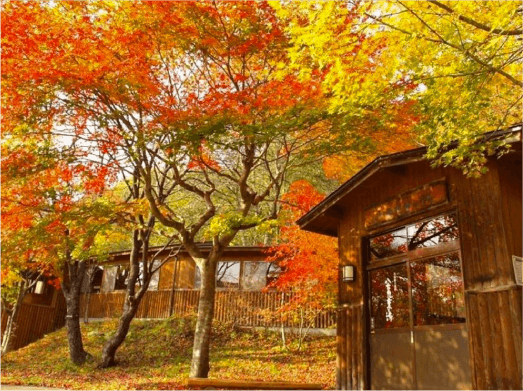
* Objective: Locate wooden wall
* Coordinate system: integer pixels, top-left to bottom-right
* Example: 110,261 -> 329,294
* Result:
448,150 -> 522,389
335,148 -> 522,389
158,258 -> 196,290
0,293 -> 67,352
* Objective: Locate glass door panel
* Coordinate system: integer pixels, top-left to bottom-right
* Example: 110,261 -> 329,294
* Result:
411,252 -> 466,326
370,264 -> 415,389
370,264 -> 410,330
368,213 -> 470,390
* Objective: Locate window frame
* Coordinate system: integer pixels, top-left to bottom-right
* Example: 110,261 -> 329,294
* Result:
366,210 -> 467,332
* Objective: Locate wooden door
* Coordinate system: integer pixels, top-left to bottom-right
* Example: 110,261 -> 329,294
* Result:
367,213 -> 472,390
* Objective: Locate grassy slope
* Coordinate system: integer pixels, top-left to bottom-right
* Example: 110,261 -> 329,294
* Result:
1,317 -> 336,390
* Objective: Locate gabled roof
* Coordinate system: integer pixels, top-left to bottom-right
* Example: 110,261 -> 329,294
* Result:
297,124 -> 522,237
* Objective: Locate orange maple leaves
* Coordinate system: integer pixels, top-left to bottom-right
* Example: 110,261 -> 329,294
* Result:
267,181 -> 338,309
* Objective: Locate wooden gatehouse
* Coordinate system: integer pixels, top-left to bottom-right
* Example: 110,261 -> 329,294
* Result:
298,125 -> 522,390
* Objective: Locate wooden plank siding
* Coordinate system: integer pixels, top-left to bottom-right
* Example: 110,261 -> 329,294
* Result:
330,145 -> 522,389
448,154 -> 522,390
80,290 -> 337,329
0,293 -> 67,351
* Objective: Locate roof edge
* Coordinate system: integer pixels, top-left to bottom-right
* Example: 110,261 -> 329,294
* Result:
297,123 -> 522,231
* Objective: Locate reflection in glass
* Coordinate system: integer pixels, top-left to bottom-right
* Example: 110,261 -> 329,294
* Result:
407,214 -> 458,250
370,264 -> 410,330
114,265 -> 129,290
194,265 -> 201,289
242,262 -> 268,290
266,262 -> 282,286
369,228 -> 408,261
102,267 -> 117,292
216,261 -> 240,289
411,253 -> 465,326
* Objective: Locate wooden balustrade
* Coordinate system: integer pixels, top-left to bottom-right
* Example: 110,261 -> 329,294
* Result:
80,290 -> 336,329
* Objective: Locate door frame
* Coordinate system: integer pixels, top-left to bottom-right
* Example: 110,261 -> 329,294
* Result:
364,209 -> 470,390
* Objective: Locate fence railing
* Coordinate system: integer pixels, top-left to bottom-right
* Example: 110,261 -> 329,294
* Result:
80,290 -> 336,329
0,294 -> 67,352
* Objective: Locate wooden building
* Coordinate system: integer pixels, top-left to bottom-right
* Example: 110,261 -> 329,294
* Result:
77,243 -> 337,328
88,243 -> 280,294
297,126 -> 522,390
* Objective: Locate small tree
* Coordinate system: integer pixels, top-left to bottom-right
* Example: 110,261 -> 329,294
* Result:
0,134 -> 119,363
266,180 -> 338,350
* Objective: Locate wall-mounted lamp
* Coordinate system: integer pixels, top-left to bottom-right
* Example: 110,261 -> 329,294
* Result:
342,265 -> 355,282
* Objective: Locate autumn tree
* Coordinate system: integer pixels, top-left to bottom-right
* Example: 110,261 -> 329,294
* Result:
1,0 -> 369,375
266,180 -> 338,349
0,129 -> 123,363
272,0 -> 522,176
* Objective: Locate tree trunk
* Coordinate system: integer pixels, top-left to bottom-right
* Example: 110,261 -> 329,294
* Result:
190,258 -> 218,378
62,261 -> 90,365
97,298 -> 141,368
63,291 -> 89,364
98,230 -> 149,368
1,281 -> 26,354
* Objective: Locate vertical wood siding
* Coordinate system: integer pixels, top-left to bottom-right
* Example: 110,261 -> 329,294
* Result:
0,294 -> 67,351
336,305 -> 365,391
80,290 -> 336,328
449,155 -> 522,390
334,148 -> 522,390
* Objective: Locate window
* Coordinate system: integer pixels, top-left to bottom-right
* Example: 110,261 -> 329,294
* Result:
216,261 -> 240,289
101,266 -> 117,292
411,253 -> 465,325
114,265 -> 129,290
369,213 -> 459,261
368,213 -> 465,330
369,227 -> 408,261
194,261 -> 280,290
242,262 -> 269,290
370,264 -> 410,330
266,262 -> 282,287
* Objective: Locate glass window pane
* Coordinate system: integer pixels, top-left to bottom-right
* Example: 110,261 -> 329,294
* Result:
216,261 -> 240,289
102,266 -> 116,292
266,262 -> 282,287
242,262 -> 269,290
114,265 -> 129,290
369,228 -> 408,261
411,252 -> 466,326
407,214 -> 459,250
194,265 -> 201,289
370,264 -> 410,330
149,260 -> 161,291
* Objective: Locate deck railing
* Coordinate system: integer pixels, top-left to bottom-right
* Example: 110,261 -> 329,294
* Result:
80,290 -> 336,329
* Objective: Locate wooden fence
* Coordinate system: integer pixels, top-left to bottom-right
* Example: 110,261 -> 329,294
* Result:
0,294 -> 67,352
80,290 -> 336,329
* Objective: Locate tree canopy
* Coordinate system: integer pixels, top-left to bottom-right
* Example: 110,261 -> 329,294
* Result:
272,0 -> 521,176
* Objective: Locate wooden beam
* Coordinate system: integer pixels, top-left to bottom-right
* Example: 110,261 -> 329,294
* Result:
187,378 -> 323,390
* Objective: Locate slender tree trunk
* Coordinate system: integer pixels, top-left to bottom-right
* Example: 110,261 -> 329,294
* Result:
190,258 -> 218,378
98,299 -> 141,368
62,260 -> 90,365
98,230 -> 149,368
83,291 -> 91,323
1,281 -> 26,354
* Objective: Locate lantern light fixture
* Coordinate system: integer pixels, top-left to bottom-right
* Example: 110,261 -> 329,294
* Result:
342,264 -> 355,282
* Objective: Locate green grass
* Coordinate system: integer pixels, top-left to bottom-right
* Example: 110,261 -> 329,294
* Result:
1,317 -> 336,390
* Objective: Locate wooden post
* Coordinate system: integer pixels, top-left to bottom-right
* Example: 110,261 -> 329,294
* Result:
168,256 -> 179,317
